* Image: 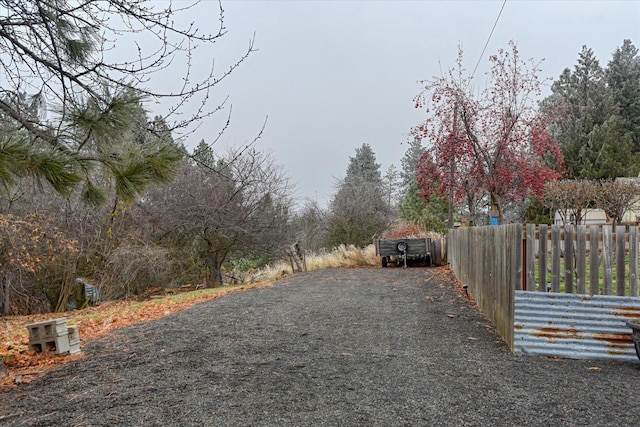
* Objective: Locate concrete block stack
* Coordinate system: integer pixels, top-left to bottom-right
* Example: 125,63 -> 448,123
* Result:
67,325 -> 81,355
26,318 -> 81,355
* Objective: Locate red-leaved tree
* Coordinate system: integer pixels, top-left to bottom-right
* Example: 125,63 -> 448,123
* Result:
412,42 -> 565,224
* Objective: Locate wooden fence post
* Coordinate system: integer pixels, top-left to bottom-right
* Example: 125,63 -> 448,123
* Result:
576,225 -> 586,294
551,225 -> 561,293
603,226 -> 613,295
564,224 -> 574,293
616,226 -> 626,296
589,225 -> 599,295
539,224 -> 548,292
526,224 -> 535,291
631,226 -> 638,297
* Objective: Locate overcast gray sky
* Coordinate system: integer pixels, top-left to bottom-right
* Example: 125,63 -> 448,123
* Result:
176,0 -> 640,208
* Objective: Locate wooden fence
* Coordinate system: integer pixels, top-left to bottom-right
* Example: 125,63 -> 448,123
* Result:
448,224 -> 522,350
523,224 -> 639,297
448,223 -> 640,351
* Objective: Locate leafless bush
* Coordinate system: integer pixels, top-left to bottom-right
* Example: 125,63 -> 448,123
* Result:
0,214 -> 78,315
543,180 -> 599,225
597,179 -> 640,227
99,244 -> 176,300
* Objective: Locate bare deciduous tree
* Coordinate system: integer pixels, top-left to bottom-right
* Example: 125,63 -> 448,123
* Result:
141,145 -> 292,286
543,180 -> 599,225
597,179 -> 640,227
290,200 -> 328,253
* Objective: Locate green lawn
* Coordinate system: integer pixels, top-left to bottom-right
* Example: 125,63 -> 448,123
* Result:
531,252 -> 638,296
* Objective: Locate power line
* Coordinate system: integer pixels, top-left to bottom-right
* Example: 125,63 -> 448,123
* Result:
470,0 -> 507,79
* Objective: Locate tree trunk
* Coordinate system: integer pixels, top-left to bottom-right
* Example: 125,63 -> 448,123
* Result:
465,180 -> 477,226
0,279 -> 6,316
54,277 -> 73,313
204,250 -> 225,287
490,193 -> 503,224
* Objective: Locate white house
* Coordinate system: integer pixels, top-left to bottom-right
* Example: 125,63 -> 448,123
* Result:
553,209 -> 609,226
553,177 -> 640,226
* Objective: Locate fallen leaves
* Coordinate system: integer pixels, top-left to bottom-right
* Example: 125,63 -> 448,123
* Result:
1,281 -> 275,389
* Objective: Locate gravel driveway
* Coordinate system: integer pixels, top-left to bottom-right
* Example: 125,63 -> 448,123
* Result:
1,267 -> 639,426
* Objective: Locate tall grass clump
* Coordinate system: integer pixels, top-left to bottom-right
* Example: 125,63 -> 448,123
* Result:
246,244 -> 378,284
306,244 -> 378,269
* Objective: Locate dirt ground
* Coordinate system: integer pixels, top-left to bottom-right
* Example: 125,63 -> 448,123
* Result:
1,267 -> 639,426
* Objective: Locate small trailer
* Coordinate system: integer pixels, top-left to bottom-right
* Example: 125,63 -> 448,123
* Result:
375,237 -> 432,268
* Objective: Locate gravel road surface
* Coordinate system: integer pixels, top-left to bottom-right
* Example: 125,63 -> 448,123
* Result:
1,267 -> 639,426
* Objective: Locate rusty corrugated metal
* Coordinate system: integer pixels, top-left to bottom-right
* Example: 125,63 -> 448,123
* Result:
514,291 -> 640,362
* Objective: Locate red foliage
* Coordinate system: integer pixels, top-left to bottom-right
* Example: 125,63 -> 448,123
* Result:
415,151 -> 443,202
412,41 -> 565,222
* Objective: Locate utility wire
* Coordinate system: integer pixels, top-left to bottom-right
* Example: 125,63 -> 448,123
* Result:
470,0 -> 507,79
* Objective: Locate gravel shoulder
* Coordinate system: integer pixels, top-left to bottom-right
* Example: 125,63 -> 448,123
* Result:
1,267 -> 639,426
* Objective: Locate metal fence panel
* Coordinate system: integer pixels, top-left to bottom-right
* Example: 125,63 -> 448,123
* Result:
514,290 -> 640,362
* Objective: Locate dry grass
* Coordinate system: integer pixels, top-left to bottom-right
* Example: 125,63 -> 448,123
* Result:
307,244 -> 378,269
248,244 -> 378,283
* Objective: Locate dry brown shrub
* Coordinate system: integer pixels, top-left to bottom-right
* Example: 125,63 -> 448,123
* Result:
381,220 -> 442,240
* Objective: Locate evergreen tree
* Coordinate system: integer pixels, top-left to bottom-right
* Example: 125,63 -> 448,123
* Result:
400,137 -> 425,190
192,140 -> 217,170
523,197 -> 552,225
0,91 -> 80,197
344,143 -> 382,186
75,94 -> 184,205
398,182 -> 447,233
382,164 -> 401,208
607,40 -> 640,153
399,182 -> 425,223
325,144 -> 391,248
0,1 -> 251,201
543,45 -> 637,179
421,193 -> 448,233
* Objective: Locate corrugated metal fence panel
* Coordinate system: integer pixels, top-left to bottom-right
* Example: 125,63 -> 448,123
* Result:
514,291 -> 640,362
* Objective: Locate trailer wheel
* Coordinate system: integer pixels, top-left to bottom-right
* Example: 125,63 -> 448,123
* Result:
381,256 -> 388,268
425,255 -> 432,267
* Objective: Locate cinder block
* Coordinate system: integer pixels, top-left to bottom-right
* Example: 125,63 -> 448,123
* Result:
67,325 -> 80,341
28,332 -> 70,355
26,318 -> 67,341
68,338 -> 81,355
